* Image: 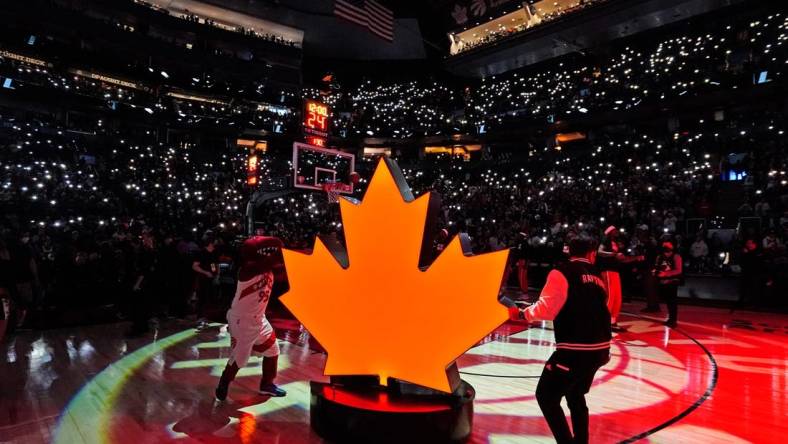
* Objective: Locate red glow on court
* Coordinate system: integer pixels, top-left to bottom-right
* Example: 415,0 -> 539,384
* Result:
238,412 -> 256,443
320,385 -> 452,413
3,306 -> 785,443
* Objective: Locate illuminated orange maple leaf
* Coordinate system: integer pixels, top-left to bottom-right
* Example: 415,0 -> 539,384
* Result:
280,159 -> 509,392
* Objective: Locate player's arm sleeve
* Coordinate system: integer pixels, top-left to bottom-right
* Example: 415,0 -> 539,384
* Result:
523,270 -> 568,322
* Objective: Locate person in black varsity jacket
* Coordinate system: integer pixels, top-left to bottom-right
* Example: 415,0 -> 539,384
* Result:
511,233 -> 611,444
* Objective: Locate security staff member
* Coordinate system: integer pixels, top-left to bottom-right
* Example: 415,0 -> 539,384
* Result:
653,241 -> 683,327
511,233 -> 611,444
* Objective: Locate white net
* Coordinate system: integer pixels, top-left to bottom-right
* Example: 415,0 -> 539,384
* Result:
322,181 -> 341,203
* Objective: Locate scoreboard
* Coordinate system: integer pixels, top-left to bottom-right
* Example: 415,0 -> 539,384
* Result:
303,99 -> 330,138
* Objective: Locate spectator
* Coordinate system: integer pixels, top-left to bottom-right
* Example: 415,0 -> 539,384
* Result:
0,287 -> 9,343
0,240 -> 12,338
689,234 -> 710,272
9,233 -> 38,329
192,233 -> 219,326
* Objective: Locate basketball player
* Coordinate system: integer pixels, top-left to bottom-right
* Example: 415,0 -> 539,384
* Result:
215,236 -> 287,401
598,226 -> 642,332
511,233 -> 611,444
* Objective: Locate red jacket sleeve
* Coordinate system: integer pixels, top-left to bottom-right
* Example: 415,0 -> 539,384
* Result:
524,269 -> 568,322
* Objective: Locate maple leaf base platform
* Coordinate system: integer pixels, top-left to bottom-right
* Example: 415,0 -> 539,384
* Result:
310,378 -> 475,443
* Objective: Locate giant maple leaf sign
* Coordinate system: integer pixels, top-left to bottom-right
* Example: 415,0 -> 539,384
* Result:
280,159 -> 509,392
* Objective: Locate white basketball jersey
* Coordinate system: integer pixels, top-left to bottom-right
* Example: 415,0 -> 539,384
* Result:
227,271 -> 274,321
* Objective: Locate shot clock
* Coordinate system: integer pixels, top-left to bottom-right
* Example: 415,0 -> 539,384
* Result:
304,99 -> 330,137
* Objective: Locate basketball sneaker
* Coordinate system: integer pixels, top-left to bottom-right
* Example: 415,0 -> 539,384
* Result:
259,383 -> 287,397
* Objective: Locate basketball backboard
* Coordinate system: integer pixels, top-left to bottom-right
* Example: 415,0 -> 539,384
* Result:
293,142 -> 356,194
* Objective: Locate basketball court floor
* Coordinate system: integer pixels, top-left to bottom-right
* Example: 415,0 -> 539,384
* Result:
1,303 -> 785,443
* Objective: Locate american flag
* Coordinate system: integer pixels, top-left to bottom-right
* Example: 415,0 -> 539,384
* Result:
334,0 -> 394,42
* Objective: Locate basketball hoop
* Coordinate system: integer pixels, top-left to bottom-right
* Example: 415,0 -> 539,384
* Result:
322,181 -> 341,204
322,180 -> 353,203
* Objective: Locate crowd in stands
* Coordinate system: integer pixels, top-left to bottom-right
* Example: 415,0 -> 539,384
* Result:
0,55 -> 297,132
0,7 -> 786,335
272,112 -> 786,296
467,12 -> 786,127
449,0 -> 610,55
4,0 -> 303,114
133,0 -> 300,48
0,111 -> 249,331
1,104 -> 784,333
4,7 -> 783,140
177,11 -> 299,47
316,10 -> 787,139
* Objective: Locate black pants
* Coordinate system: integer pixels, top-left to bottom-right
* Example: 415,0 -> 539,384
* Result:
644,274 -> 660,309
130,288 -> 153,333
658,284 -> 678,322
738,271 -> 760,306
195,278 -> 215,318
164,278 -> 188,318
535,349 -> 610,444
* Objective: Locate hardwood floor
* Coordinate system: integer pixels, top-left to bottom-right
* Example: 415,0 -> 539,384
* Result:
0,304 -> 785,443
